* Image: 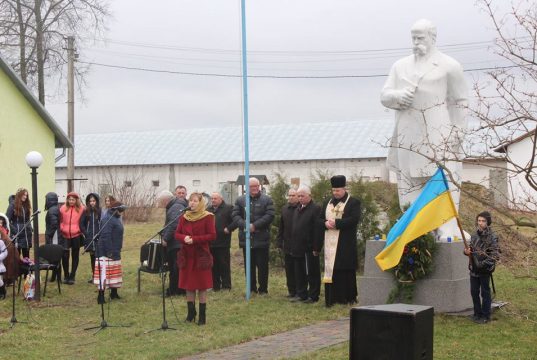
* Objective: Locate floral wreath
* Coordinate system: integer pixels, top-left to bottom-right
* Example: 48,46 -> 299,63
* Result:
387,233 -> 436,303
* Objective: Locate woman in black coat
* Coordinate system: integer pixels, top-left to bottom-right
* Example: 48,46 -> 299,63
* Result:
6,189 -> 33,258
80,193 -> 101,283
94,200 -> 124,304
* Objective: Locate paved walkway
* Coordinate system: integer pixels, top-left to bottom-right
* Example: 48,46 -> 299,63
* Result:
180,317 -> 349,360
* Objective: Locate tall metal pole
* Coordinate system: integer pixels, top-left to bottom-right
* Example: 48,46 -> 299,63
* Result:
240,0 -> 251,301
66,36 -> 75,193
31,167 -> 41,301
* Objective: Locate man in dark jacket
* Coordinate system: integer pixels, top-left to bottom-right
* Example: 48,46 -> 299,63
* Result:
464,211 -> 499,324
44,192 -> 60,281
318,175 -> 361,307
276,188 -> 299,298
45,192 -> 60,245
208,192 -> 237,290
292,186 -> 322,303
232,177 -> 275,294
158,190 -> 186,296
175,185 -> 188,209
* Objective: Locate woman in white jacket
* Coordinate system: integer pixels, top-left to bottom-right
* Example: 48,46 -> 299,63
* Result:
0,233 -> 7,299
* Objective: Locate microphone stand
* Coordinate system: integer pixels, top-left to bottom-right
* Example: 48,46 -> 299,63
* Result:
145,206 -> 189,333
6,211 -> 40,328
83,208 -> 130,334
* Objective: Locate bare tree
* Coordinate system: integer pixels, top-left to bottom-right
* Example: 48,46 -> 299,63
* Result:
0,0 -> 109,104
87,167 -> 158,223
469,0 -> 537,198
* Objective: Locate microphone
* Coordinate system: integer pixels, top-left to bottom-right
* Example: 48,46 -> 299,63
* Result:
111,205 -> 128,212
32,210 -> 41,216
183,207 -> 191,212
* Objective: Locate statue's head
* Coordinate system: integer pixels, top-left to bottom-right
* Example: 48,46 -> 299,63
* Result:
411,19 -> 437,57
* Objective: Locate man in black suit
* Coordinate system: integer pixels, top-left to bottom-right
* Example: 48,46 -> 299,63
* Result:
208,192 -> 236,290
291,186 -> 322,303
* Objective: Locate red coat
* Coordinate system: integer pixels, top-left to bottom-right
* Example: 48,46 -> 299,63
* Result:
175,214 -> 216,290
59,205 -> 85,239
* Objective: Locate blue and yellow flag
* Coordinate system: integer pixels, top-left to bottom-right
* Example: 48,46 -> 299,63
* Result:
375,167 -> 458,271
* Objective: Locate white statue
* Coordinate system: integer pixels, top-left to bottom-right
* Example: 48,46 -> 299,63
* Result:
380,19 -> 468,240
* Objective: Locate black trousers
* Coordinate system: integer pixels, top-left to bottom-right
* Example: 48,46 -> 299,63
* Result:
166,248 -> 183,294
306,252 -> 321,301
62,236 -> 81,278
17,248 -> 30,259
242,248 -> 269,293
291,255 -> 308,300
284,253 -> 296,296
210,247 -> 231,290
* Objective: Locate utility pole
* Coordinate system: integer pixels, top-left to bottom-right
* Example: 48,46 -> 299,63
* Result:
67,36 -> 75,193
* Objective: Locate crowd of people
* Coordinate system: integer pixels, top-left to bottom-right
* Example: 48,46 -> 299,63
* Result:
0,188 -> 127,302
156,175 -> 365,324
0,176 -> 499,326
0,176 -> 364,324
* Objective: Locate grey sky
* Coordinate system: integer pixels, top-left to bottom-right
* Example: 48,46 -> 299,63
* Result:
45,0 -> 502,134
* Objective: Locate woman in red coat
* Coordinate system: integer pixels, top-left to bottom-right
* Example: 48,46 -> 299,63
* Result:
175,192 -> 216,325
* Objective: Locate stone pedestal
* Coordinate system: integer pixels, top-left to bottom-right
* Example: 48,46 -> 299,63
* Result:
359,240 -> 472,313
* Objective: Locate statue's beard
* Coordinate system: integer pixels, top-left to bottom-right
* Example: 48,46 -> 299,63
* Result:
413,44 -> 428,56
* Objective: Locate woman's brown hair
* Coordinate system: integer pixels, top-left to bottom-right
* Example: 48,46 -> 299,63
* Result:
14,188 -> 31,217
66,193 -> 83,212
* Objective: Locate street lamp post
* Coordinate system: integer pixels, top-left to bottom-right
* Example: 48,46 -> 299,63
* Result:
26,151 -> 43,301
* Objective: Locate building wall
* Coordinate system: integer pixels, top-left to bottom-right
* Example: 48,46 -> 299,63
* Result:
505,137 -> 537,211
461,160 -> 507,188
55,158 -> 389,202
0,69 -> 57,230
462,159 -> 509,206
56,156 -> 513,209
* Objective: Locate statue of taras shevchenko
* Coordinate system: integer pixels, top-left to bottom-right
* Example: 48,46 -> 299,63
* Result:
380,19 -> 468,239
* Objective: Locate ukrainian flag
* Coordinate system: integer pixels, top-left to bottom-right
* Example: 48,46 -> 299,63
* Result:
375,167 -> 458,271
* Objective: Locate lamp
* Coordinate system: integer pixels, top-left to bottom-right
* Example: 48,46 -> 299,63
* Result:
26,151 -> 43,301
25,151 -> 43,168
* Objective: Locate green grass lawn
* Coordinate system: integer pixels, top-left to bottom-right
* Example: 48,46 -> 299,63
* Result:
0,222 -> 349,359
1,221 -> 537,359
300,268 -> 537,360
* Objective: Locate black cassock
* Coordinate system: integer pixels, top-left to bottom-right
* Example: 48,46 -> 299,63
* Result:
317,193 -> 361,306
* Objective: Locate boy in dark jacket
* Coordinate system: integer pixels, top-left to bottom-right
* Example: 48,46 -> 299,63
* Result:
464,211 -> 499,324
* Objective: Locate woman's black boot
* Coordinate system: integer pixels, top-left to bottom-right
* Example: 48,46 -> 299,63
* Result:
0,285 -> 6,300
185,301 -> 196,322
197,303 -> 206,325
110,288 -> 121,299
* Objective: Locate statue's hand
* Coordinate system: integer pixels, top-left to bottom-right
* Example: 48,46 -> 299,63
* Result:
397,87 -> 415,109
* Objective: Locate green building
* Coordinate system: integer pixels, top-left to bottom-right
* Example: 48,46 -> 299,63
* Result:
0,56 -> 71,231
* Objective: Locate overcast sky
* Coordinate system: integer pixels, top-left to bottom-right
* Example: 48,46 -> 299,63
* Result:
45,0 -> 504,134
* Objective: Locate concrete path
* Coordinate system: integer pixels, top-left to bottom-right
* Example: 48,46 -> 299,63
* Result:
180,317 -> 349,360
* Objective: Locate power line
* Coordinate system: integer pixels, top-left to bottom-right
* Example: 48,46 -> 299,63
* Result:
80,44 -> 492,65
81,36 -> 506,56
76,60 -> 523,79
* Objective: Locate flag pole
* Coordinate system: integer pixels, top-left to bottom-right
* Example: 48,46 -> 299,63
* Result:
438,165 -> 469,250
240,0 -> 251,301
